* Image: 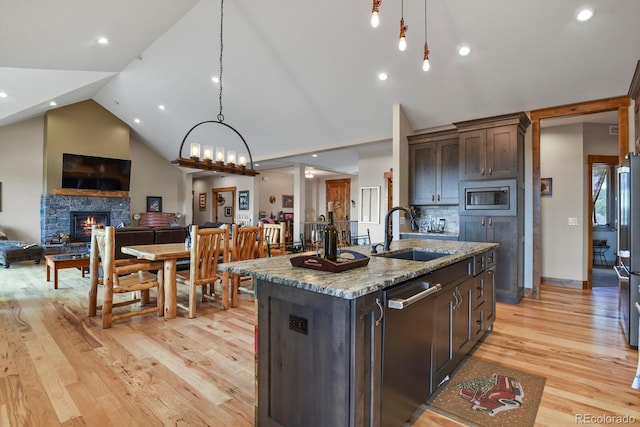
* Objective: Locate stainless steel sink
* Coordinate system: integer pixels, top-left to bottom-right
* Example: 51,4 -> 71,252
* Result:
375,248 -> 452,262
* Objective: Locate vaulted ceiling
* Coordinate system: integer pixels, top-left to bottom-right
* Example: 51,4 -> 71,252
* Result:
1,0 -> 638,175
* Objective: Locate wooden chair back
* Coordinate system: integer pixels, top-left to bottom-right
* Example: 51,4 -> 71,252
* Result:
223,223 -> 263,308
88,225 -> 163,328
177,225 -> 229,318
230,224 -> 262,262
261,222 -> 286,257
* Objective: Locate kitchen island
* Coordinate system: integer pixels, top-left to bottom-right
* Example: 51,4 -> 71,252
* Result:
219,238 -> 498,427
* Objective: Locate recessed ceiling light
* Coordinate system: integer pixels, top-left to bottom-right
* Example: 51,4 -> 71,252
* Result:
97,37 -> 109,45
576,7 -> 595,22
378,72 -> 388,81
158,104 -> 165,111
0,91 -> 8,98
134,118 -> 141,124
49,101 -> 57,106
312,154 -> 318,158
211,76 -> 219,84
254,163 -> 260,167
458,45 -> 471,56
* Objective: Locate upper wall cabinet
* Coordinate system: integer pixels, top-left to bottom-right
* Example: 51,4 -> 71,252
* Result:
408,130 -> 459,205
455,113 -> 530,181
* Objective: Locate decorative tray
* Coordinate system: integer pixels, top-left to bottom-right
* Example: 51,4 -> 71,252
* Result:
289,250 -> 370,273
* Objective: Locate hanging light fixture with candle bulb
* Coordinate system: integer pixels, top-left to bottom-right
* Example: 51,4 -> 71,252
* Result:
173,0 -> 258,176
398,0 -> 408,51
369,0 -> 437,71
422,0 -> 430,72
370,0 -> 381,28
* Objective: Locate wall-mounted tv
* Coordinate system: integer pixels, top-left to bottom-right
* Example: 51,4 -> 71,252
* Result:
62,153 -> 131,191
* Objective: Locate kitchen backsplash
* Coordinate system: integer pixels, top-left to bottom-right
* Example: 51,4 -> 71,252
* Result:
411,205 -> 459,233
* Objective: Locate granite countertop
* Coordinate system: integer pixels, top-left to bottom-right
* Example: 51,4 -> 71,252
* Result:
218,238 -> 498,300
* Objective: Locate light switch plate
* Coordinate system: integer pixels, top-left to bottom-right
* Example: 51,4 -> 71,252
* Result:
568,217 -> 578,226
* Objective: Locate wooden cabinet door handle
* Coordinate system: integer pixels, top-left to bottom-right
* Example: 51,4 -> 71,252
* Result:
488,166 -> 492,176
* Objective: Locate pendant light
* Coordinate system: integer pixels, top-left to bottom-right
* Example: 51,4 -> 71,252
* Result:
422,0 -> 430,71
370,0 -> 381,28
173,0 -> 258,176
398,0 -> 408,51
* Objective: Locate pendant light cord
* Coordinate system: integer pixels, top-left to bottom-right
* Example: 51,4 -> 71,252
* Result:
424,0 -> 427,41
217,0 -> 225,122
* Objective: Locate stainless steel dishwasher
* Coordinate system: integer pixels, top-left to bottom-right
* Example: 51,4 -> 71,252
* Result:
381,276 -> 442,427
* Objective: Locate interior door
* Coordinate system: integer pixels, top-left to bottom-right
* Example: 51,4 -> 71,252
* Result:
325,178 -> 351,221
212,186 -> 236,223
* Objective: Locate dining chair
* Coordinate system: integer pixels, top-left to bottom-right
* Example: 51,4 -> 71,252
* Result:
88,225 -> 164,329
223,223 -> 263,308
261,221 -> 286,257
176,225 -> 229,318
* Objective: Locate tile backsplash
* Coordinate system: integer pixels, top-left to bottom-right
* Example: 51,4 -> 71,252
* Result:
411,205 -> 459,233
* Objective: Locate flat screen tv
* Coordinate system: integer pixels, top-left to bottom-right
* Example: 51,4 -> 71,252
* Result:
62,153 -> 131,191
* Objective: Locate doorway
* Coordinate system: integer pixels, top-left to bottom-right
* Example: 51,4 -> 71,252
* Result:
212,186 -> 236,224
590,155 -> 619,288
531,96 -> 630,296
325,178 -> 351,221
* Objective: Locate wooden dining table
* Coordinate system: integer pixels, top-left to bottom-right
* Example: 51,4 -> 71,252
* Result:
121,243 -> 189,319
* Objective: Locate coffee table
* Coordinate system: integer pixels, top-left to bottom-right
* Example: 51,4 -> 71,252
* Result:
45,253 -> 90,289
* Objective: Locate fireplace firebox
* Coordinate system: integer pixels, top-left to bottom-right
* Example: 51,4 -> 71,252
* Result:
70,211 -> 110,242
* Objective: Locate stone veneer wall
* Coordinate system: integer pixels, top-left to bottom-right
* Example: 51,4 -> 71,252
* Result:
40,194 -> 130,243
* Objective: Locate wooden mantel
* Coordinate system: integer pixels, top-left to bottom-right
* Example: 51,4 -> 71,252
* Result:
53,189 -> 129,198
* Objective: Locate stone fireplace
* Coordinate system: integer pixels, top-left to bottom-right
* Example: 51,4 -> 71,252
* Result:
41,193 -> 130,245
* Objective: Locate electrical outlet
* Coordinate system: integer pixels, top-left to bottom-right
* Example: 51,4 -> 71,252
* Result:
568,217 -> 578,226
289,315 -> 308,335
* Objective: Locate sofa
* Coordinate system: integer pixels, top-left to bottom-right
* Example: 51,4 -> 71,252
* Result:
115,226 -> 188,260
0,226 -> 45,268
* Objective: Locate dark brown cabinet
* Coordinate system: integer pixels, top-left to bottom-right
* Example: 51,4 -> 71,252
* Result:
456,113 -> 529,181
256,249 -> 497,426
408,130 -> 459,205
257,281 -> 382,427
430,251 -> 495,393
460,216 -> 524,304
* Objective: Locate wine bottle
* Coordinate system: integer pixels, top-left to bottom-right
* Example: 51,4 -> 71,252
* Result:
323,202 -> 339,262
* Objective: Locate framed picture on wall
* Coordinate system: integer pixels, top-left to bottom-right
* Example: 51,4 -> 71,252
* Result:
541,178 -> 553,197
282,194 -> 294,208
239,190 -> 249,210
199,193 -> 206,211
146,196 -> 162,212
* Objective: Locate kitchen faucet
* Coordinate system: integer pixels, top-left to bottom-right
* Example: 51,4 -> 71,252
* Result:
383,206 -> 415,251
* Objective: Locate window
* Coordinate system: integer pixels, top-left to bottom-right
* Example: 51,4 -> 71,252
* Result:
592,164 -> 615,229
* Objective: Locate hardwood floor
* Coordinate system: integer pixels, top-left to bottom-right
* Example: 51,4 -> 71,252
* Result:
1,263 -> 639,426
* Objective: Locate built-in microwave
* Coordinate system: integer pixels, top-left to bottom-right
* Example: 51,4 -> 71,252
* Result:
460,179 -> 517,216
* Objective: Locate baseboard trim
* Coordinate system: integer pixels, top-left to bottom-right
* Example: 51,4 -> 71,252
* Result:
541,276 -> 584,288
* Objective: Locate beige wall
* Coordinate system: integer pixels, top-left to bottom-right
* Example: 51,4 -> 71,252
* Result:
541,123 -> 584,281
0,117 -> 45,242
0,100 -> 189,241
540,122 -> 617,282
44,100 -> 129,193
129,134 -> 187,223
357,149 -> 392,244
192,174 -> 256,226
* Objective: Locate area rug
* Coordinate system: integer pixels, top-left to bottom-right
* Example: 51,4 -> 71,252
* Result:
425,358 -> 546,427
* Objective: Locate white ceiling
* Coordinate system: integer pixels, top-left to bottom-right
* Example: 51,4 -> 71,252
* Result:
1,0 -> 636,176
